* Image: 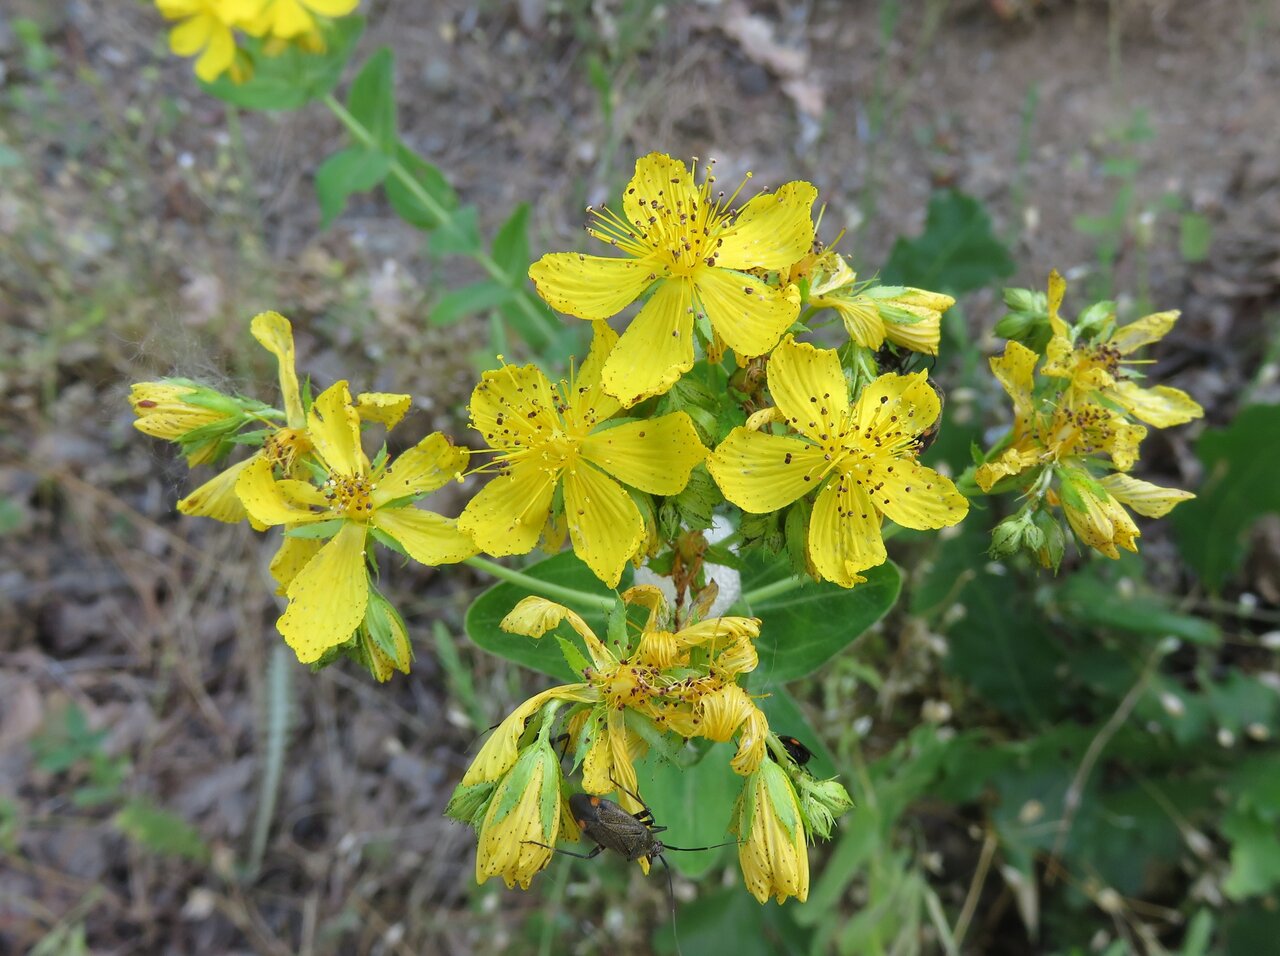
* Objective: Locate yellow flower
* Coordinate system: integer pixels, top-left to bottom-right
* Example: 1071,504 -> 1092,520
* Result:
735,759 -> 809,904
807,252 -> 953,355
243,0 -> 359,41
976,341 -> 1147,492
1040,270 -> 1203,427
156,0 -> 262,82
237,380 -> 475,662
708,336 -> 968,588
128,380 -> 242,466
1056,466 -> 1194,560
529,153 -> 817,406
458,323 -> 707,587
475,741 -> 564,889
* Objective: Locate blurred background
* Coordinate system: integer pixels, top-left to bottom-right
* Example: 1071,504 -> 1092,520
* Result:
2,0 -> 1278,953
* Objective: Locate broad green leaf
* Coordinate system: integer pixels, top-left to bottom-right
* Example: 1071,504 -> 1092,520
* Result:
491,203 -> 531,280
1056,570 -> 1219,645
114,800 -> 210,862
1173,404 -> 1280,591
738,555 -> 901,686
315,146 -> 390,227
637,746 -> 741,879
385,145 -> 458,230
199,17 -> 364,110
346,48 -> 397,153
430,281 -> 513,326
465,551 -> 622,682
881,189 -> 1015,294
1223,809 -> 1280,900
667,886 -> 812,956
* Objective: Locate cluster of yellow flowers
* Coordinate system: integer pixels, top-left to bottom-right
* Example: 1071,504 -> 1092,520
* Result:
156,0 -> 359,82
443,588 -> 852,902
977,271 -> 1201,566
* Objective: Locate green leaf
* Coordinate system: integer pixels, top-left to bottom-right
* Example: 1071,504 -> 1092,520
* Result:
1180,212 -> 1213,263
430,281 -> 514,326
739,555 -> 901,686
432,204 -> 482,256
1173,405 -> 1280,590
346,48 -> 397,153
638,748 -> 742,879
1223,809 -> 1280,900
114,800 -> 210,863
385,145 -> 458,230
1056,570 -> 1219,645
491,203 -> 531,280
465,552 -> 623,682
283,519 -> 345,539
199,17 -> 365,110
315,146 -> 390,227
880,189 -> 1015,294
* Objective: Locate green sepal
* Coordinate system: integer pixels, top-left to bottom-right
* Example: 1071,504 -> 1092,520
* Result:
363,588 -> 406,661
284,519 -> 345,540
445,780 -> 496,827
555,635 -> 592,679
784,498 -> 812,578
759,759 -> 802,841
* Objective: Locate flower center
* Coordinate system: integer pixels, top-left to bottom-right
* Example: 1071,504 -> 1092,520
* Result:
322,474 -> 376,520
265,427 -> 311,473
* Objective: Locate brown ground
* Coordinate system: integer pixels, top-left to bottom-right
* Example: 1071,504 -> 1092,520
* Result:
2,0 -> 1278,953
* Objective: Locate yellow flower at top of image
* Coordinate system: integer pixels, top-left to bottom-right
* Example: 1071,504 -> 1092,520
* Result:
236,380 -> 476,663
457,322 -> 708,588
529,153 -> 817,406
243,0 -> 360,42
806,251 -> 954,356
156,0 -> 263,82
1040,270 -> 1203,428
708,336 -> 969,588
734,758 -> 809,904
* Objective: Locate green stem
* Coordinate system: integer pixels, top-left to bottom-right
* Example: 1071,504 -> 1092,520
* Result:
739,574 -> 809,607
464,556 -> 616,613
321,94 -> 559,348
248,642 -> 291,879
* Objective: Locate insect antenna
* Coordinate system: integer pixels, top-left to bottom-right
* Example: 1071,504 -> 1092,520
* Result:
657,853 -> 683,956
661,839 -> 740,852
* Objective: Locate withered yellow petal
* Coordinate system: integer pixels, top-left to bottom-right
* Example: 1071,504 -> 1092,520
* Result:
354,391 -> 412,430
1110,310 -> 1178,355
308,381 -> 366,477
250,311 -> 305,427
1108,381 -> 1203,428
1098,473 -> 1195,518
372,433 -> 469,505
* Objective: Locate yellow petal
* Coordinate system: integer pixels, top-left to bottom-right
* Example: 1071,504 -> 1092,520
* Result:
178,455 -> 256,523
808,476 -> 884,587
457,462 -> 557,556
268,533 -> 323,595
1110,310 -> 1178,355
990,341 -> 1038,418
707,428 -> 826,513
697,683 -> 755,742
234,455 -> 328,527
766,335 -> 850,445
1098,473 -> 1195,518
851,371 -> 940,443
582,412 -> 707,495
529,252 -> 657,320
874,459 -> 969,530
975,446 -> 1039,492
355,392 -> 412,430
882,306 -> 941,355
371,508 -> 477,564
563,462 -> 645,588
169,14 -> 212,56
1107,381 -> 1203,427
192,20 -> 236,82
279,522 -> 369,663
714,181 -> 817,272
694,267 -> 800,358
620,152 -> 700,238
822,296 -> 884,350
600,279 -> 696,407
308,381 -> 366,477
469,364 -> 558,450
157,0 -> 203,18
373,433 -> 469,505
250,311 -> 305,427
1047,269 -> 1067,328
261,0 -> 313,37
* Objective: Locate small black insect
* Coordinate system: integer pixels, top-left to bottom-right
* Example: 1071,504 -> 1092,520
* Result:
770,734 -> 814,768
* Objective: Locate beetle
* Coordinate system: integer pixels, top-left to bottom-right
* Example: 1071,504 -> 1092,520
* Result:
770,734 -> 814,769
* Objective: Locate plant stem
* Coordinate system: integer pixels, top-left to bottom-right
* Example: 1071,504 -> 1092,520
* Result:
321,94 -> 559,348
739,574 -> 808,607
463,556 -> 616,612
248,642 -> 292,879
